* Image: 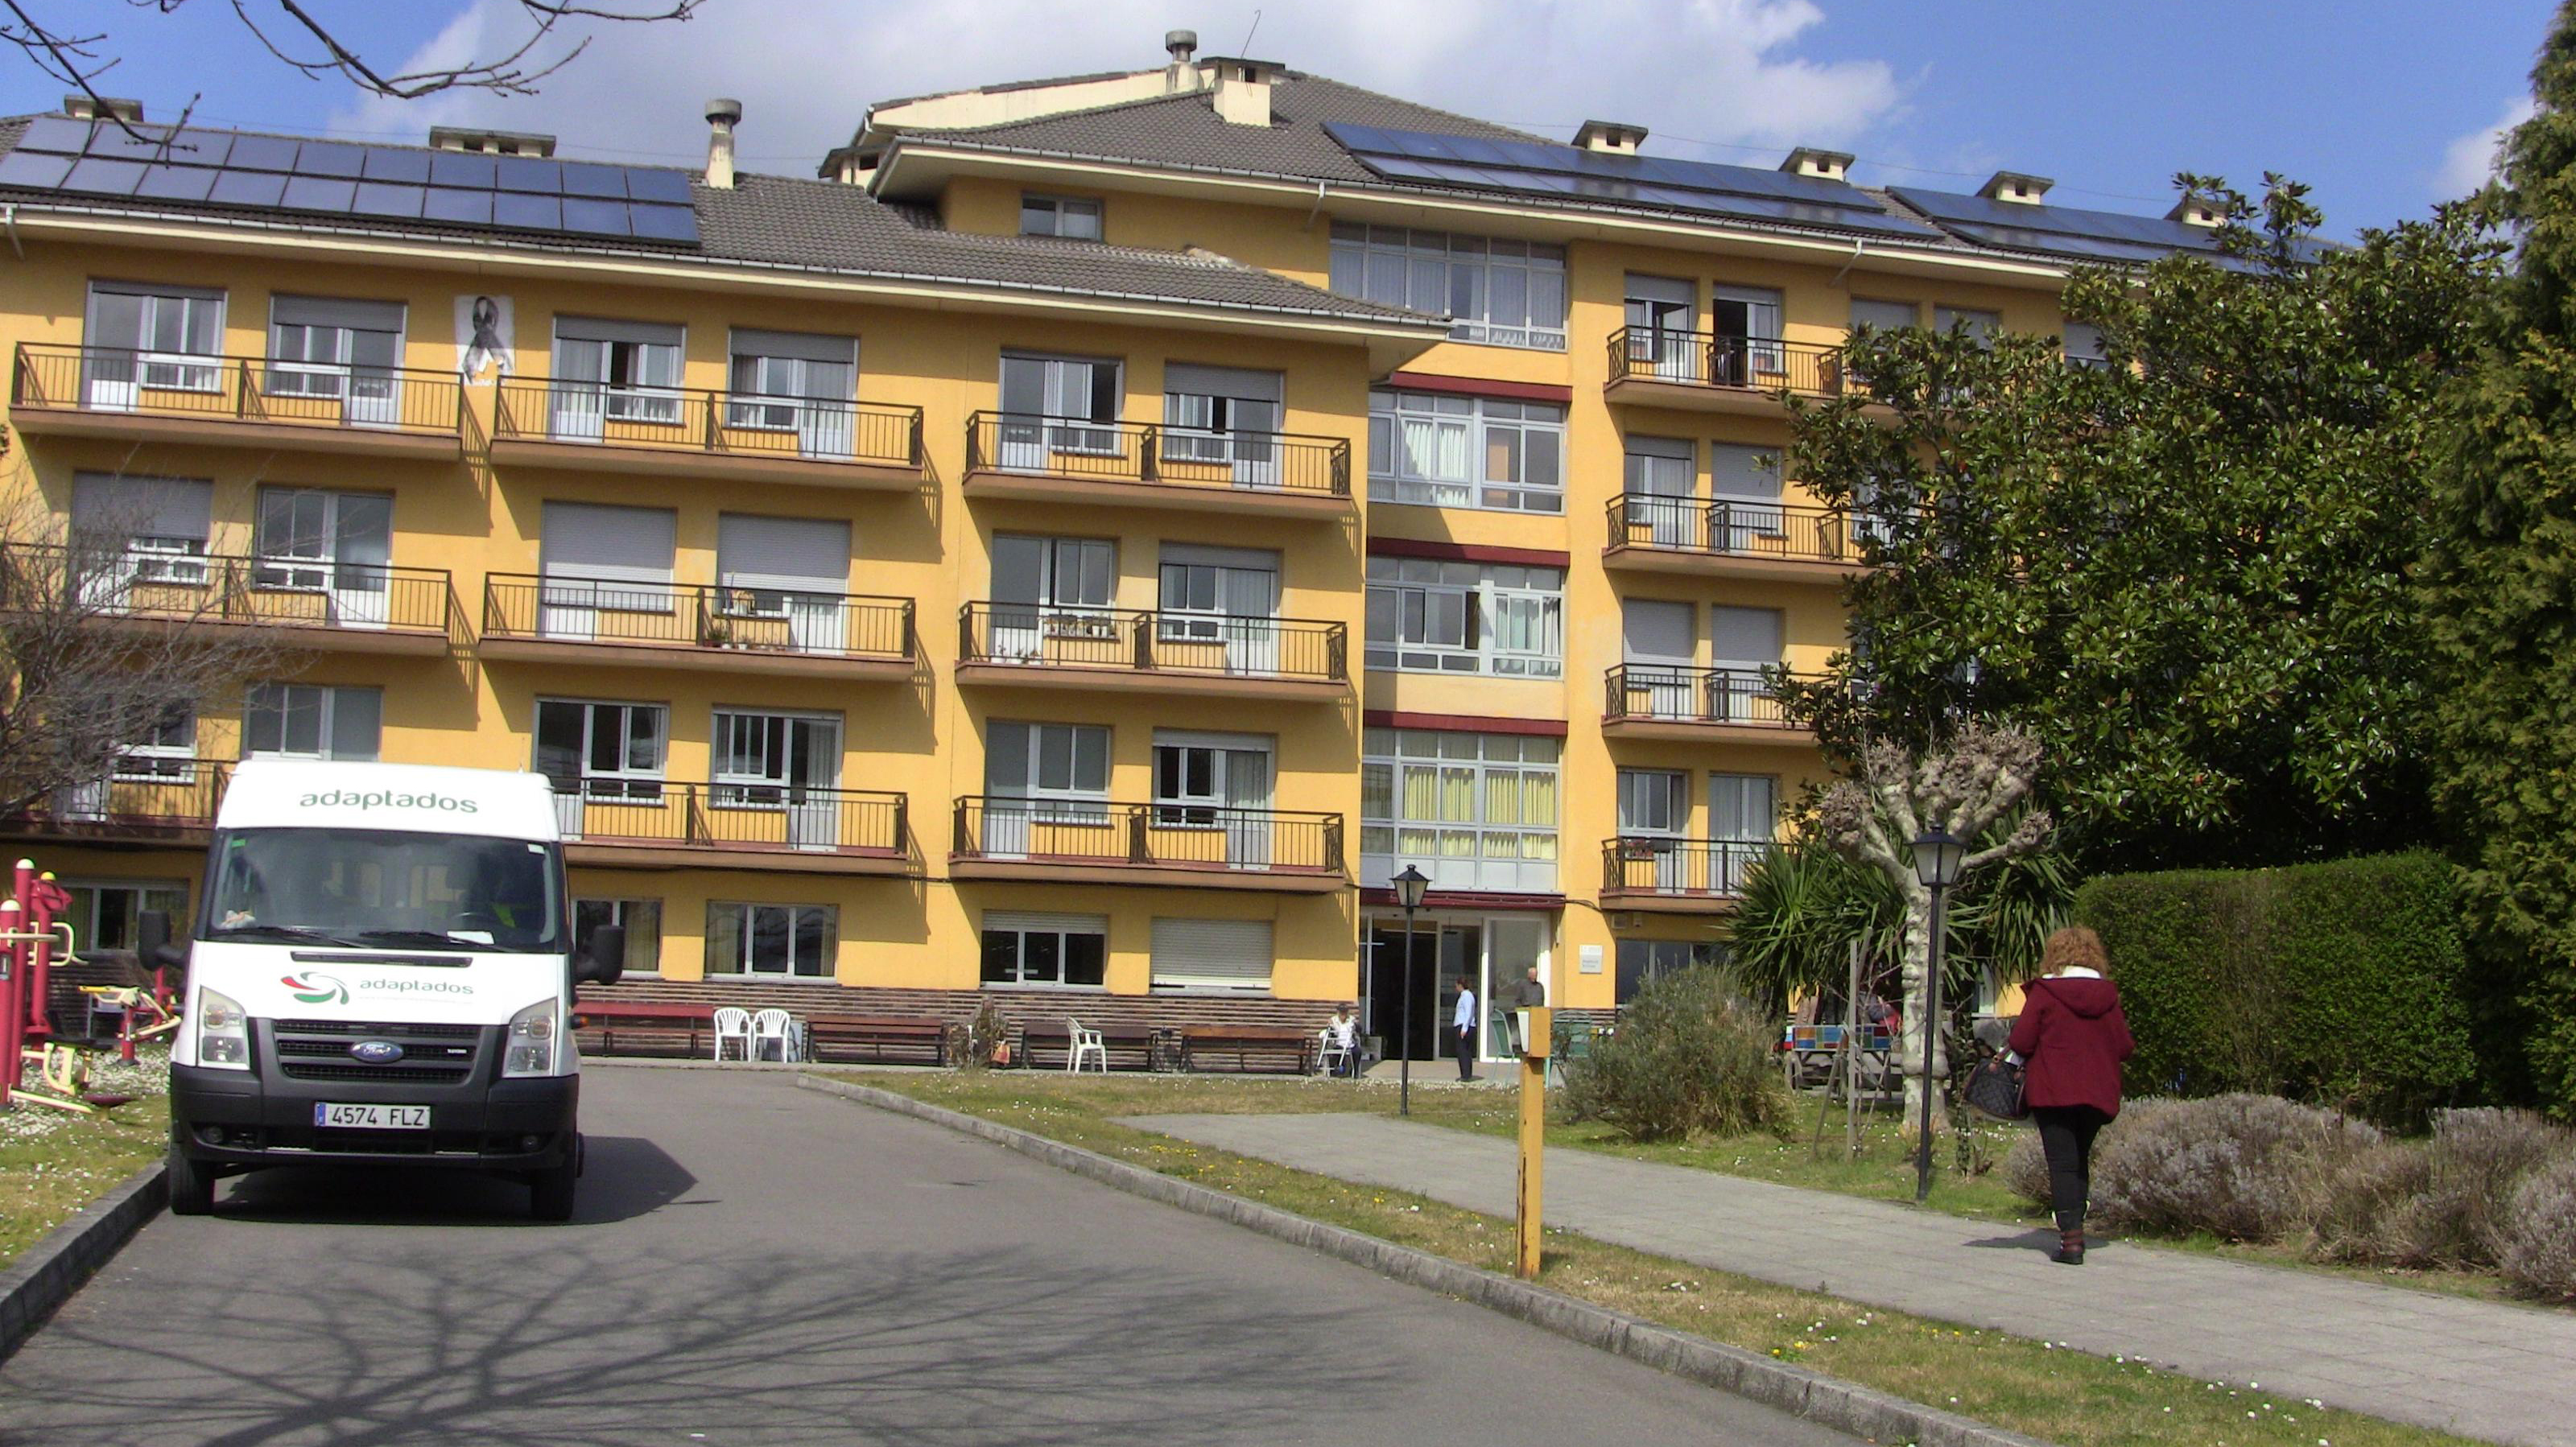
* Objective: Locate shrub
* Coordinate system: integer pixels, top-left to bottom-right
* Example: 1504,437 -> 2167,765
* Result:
2308,1140 -> 2434,1264
2074,851 -> 2473,1126
1559,966 -> 1790,1142
2001,1128 -> 2050,1206
2047,1095 -> 2380,1243
2499,1156 -> 2576,1303
2411,1108 -> 2572,1266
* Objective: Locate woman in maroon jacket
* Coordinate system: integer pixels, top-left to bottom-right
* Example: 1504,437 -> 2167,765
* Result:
2006,926 -> 2135,1265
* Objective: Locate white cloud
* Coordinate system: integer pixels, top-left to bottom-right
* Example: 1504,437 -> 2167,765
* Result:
2436,94 -> 2535,198
332,0 -> 1903,172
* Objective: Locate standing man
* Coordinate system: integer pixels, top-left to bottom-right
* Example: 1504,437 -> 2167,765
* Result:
1453,975 -> 1480,1082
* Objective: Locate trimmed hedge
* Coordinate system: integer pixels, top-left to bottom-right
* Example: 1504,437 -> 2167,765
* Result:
2073,851 -> 2472,1126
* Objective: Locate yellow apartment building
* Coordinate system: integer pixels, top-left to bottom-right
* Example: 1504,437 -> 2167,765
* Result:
0,34 -> 2210,1064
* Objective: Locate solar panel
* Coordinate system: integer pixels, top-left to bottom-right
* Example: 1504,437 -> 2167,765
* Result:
0,117 -> 700,245
1889,188 -> 2222,262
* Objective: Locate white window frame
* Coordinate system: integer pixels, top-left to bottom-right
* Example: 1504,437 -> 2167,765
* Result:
1367,390 -> 1563,513
980,910 -> 1109,988
116,707 -> 196,782
1360,728 -> 1559,893
574,897 -> 661,977
60,877 -> 190,954
1934,305 -> 2002,346
1020,193 -> 1104,240
553,318 -> 684,425
988,720 -> 1111,823
244,682 -> 382,761
266,295 -> 404,402
85,282 -> 225,393
705,901 -> 835,979
532,697 -> 668,801
1364,556 -> 1563,678
1328,224 -> 1567,350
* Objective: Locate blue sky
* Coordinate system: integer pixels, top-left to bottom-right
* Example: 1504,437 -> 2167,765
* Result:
0,0 -> 2554,237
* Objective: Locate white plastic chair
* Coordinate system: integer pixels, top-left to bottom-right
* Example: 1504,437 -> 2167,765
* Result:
1315,1028 -> 1353,1078
712,1006 -> 753,1062
749,1008 -> 797,1063
1065,1016 -> 1108,1074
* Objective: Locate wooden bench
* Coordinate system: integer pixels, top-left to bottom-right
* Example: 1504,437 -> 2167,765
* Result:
802,1012 -> 952,1066
1178,1024 -> 1315,1075
574,1000 -> 716,1058
1016,1021 -> 1162,1071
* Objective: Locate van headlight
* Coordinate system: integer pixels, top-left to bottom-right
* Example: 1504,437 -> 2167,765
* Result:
502,999 -> 559,1078
196,987 -> 250,1070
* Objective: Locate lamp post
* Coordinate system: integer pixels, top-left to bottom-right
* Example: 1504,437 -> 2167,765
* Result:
1910,827 -> 1966,1204
1393,865 -> 1429,1117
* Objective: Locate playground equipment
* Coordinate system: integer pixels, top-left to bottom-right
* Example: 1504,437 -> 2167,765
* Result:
2,855 -> 162,1113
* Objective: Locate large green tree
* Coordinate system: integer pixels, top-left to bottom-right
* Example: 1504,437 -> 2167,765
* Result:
1785,183 -> 2504,872
2424,3 -> 2576,1117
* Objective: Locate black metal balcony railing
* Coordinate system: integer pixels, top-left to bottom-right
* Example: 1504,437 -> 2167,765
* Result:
964,412 -> 1352,499
484,574 -> 914,663
492,377 -> 923,470
1604,664 -> 1814,730
953,796 -> 1343,875
552,782 -> 905,858
1601,837 -> 1766,898
1605,327 -> 1847,399
957,604 -> 1346,684
0,542 -> 454,636
6,761 -> 232,836
1608,494 -> 1878,567
11,342 -> 468,438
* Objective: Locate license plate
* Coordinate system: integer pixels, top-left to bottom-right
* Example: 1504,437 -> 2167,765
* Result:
313,1103 -> 430,1130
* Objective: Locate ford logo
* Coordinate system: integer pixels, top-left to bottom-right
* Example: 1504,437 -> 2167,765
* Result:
349,1041 -> 405,1065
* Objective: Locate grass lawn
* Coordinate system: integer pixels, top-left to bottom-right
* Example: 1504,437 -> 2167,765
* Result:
2,1048 -> 170,1268
844,1070 -> 2483,1447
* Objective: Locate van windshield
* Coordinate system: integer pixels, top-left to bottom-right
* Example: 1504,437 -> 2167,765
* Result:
206,828 -> 564,954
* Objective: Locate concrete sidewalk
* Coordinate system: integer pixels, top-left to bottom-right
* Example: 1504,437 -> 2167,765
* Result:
1125,1111 -> 2576,1447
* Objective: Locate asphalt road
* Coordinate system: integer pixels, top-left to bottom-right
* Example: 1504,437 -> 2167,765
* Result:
0,1066 -> 1856,1446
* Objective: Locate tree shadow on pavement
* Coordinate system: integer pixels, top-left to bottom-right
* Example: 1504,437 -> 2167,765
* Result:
207,1136 -> 697,1228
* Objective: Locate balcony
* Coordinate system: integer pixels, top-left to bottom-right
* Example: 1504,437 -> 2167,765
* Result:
1604,495 -> 1875,581
962,413 -> 1352,520
1603,328 -> 1849,415
554,783 -> 908,875
10,343 -> 468,457
1602,665 -> 1819,744
949,797 -> 1344,893
954,604 -> 1347,701
1600,837 -> 1764,913
490,379 -> 923,489
0,543 -> 457,655
2,761 -> 229,846
481,575 -> 914,680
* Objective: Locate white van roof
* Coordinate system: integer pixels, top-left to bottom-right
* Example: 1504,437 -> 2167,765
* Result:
216,761 -> 561,843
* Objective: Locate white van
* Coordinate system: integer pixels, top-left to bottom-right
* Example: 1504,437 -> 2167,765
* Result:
149,761 -> 625,1220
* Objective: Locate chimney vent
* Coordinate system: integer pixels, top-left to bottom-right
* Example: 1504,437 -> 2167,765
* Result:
1781,146 -> 1855,183
1573,120 -> 1648,155
1165,28 -> 1202,93
1978,171 -> 2054,205
2167,192 -> 2224,228
1205,56 -> 1281,127
704,97 -> 742,190
427,125 -> 556,157
64,95 -> 143,124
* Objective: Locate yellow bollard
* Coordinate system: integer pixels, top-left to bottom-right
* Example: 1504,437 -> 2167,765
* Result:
1516,1005 -> 1550,1280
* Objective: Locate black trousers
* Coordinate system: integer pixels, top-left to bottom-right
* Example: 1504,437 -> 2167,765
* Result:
1455,1024 -> 1477,1079
2032,1104 -> 2110,1232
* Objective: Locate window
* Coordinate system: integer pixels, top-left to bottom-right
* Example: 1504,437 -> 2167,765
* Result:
1150,917 -> 1274,993
1328,223 -> 1567,349
1616,938 -> 1724,1004
705,901 -> 833,978
1153,730 -> 1272,830
574,898 -> 662,976
71,474 -> 211,587
1712,286 -> 1786,380
551,316 -> 683,430
997,352 -> 1121,458
85,282 -> 223,394
1934,306 -> 2000,345
1849,298 -> 1918,332
118,707 -> 196,781
1364,556 -> 1563,677
986,720 -> 1110,822
1158,543 -> 1278,644
1020,194 -> 1103,240
1162,363 -> 1282,484
989,534 -> 1117,658
533,699 -> 667,799
981,910 -> 1108,987
2064,321 -> 2109,369
245,683 -> 381,761
1618,769 -> 1687,835
252,486 -> 391,605
61,879 -> 188,954
1709,773 -> 1777,895
725,329 -> 857,452
267,295 -> 403,403
716,513 -> 851,651
538,501 -> 677,634
1360,728 -> 1559,893
1368,390 -> 1563,513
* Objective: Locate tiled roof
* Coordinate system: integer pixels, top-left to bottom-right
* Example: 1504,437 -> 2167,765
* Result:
0,117 -> 1443,328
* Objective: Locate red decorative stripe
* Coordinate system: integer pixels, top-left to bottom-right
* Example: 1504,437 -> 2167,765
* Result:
1384,370 -> 1575,405
1360,888 -> 1567,913
1364,710 -> 1567,738
1364,536 -> 1572,568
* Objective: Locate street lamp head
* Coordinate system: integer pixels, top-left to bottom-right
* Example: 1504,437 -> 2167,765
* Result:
1393,864 -> 1430,911
1911,827 -> 1967,889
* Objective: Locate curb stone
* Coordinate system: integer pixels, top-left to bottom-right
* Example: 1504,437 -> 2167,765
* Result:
0,1159 -> 165,1364
795,1073 -> 2054,1447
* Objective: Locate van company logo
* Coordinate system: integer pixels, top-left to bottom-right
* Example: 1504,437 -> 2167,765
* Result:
283,972 -> 349,1005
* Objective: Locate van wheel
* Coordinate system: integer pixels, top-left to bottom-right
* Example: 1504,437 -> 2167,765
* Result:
167,1144 -> 214,1216
530,1158 -> 577,1222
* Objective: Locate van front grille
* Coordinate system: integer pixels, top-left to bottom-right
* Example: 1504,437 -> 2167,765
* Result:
279,1062 -> 472,1086
266,1019 -> 488,1086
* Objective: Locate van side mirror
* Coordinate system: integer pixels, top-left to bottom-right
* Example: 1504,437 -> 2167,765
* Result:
578,925 -> 625,987
136,909 -> 186,969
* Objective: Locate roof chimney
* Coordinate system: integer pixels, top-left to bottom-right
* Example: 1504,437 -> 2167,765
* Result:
1165,29 -> 1203,93
1781,146 -> 1854,183
63,94 -> 143,124
2167,192 -> 2225,228
1206,57 -> 1280,127
427,125 -> 556,157
704,97 -> 742,190
1573,120 -> 1648,155
1978,171 -> 2054,205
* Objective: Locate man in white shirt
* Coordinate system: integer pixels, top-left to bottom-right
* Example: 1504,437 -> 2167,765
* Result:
1453,978 -> 1479,1082
1327,1004 -> 1360,1077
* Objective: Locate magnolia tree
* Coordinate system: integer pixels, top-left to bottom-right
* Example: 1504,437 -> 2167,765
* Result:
1818,721 -> 2052,1131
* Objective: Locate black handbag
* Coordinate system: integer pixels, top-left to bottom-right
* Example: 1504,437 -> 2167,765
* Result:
1964,1055 -> 2028,1121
